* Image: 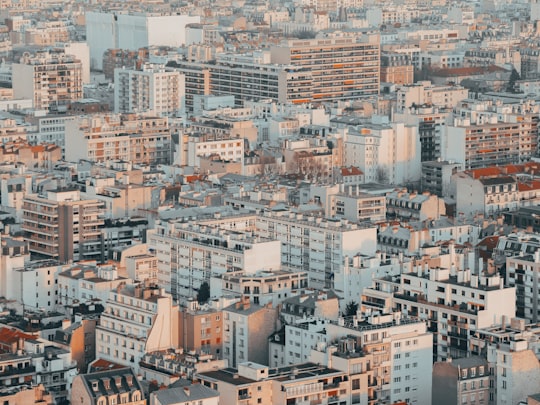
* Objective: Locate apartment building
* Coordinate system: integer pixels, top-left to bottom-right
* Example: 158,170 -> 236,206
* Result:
0,235 -> 29,304
470,319 -> 540,404
57,263 -> 129,309
22,188 -> 105,263
179,302 -> 223,358
310,312 -> 433,405
369,265 -> 516,361
71,367 -> 145,405
452,170 -> 520,216
222,298 -> 278,368
64,114 -> 173,165
95,283 -> 179,374
395,81 -> 468,112
386,189 -> 446,221
25,114 -> 73,155
198,362 -> 349,405
12,50 -> 83,112
255,211 -> 377,290
421,160 -> 463,197
271,34 -> 380,102
148,220 -> 281,302
114,64 -> 185,117
179,131 -> 245,167
343,118 -> 421,185
394,105 -> 452,163
443,99 -> 539,169
432,357 -> 490,405
506,251 -> 540,322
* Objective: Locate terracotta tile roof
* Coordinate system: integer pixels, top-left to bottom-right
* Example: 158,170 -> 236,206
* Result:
340,166 -> 363,176
517,180 -> 540,192
0,327 -> 36,345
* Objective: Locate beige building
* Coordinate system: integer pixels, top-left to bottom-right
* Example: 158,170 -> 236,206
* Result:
13,50 -> 82,112
198,362 -> 349,405
71,367 -> 145,405
96,283 -> 179,374
179,303 -> 223,358
22,188 -> 104,263
223,298 -> 279,368
64,114 -> 173,165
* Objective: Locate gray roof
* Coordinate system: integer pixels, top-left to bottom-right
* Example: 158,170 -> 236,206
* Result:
151,384 -> 219,404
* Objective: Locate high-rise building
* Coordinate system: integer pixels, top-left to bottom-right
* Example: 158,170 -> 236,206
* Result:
12,50 -> 83,112
22,188 -> 105,263
114,64 -> 185,117
270,35 -> 380,102
86,12 -> 200,70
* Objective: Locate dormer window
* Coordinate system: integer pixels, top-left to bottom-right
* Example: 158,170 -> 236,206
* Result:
92,381 -> 99,391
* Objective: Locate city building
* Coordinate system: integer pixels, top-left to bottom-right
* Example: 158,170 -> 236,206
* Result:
22,188 -> 105,263
64,114 -> 173,165
71,367 -> 145,405
12,50 -> 83,112
198,362 -> 349,405
432,357 -> 490,405
149,384 -> 219,405
95,283 -> 179,373
255,211 -> 378,290
148,220 -> 281,302
222,297 -> 278,368
114,64 -> 185,117
86,11 -> 200,70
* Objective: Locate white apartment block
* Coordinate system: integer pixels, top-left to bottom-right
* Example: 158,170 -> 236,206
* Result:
11,259 -> 63,312
64,114 -> 173,165
255,211 -> 378,290
114,65 -> 185,117
96,283 -> 179,373
148,220 -> 282,303
369,265 -> 516,361
343,118 -> 421,184
311,312 -> 433,405
179,133 -> 245,167
57,263 -> 130,309
26,115 -> 73,156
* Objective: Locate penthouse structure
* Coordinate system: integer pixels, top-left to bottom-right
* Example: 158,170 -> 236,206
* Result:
12,51 -> 83,112
64,114 -> 173,165
22,188 -> 105,263
95,283 -> 179,373
148,221 -> 281,302
198,362 -> 349,405
255,211 -> 377,290
114,65 -> 185,117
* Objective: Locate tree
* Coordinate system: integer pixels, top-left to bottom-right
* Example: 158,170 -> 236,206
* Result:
197,282 -> 210,304
507,68 -> 521,93
343,301 -> 359,317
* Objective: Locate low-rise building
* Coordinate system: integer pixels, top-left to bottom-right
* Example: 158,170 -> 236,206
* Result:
71,367 -> 145,405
